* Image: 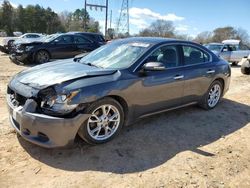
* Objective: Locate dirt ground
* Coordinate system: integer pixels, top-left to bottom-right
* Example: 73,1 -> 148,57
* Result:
0,51 -> 249,188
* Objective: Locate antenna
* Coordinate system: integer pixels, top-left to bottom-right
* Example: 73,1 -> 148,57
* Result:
116,0 -> 129,37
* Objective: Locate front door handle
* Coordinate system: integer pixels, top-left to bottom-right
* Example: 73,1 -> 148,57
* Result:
206,70 -> 215,74
174,75 -> 184,80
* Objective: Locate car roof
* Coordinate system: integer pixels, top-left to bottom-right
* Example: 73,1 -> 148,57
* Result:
67,31 -> 103,36
222,39 -> 240,45
23,33 -> 43,36
206,43 -> 223,45
114,37 -> 199,45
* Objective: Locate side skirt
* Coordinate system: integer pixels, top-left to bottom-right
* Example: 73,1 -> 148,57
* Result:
138,102 -> 198,119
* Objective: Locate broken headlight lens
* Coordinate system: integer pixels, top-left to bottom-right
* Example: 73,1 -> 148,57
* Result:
41,90 -> 79,115
25,46 -> 34,51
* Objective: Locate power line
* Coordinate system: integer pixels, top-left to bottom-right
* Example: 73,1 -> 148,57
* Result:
116,0 -> 129,36
84,0 -> 108,38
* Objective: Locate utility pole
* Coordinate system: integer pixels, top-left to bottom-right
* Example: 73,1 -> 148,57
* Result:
110,10 -> 112,28
117,0 -> 129,37
84,0 -> 108,38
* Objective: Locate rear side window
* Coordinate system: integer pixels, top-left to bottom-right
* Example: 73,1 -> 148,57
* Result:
182,46 -> 210,65
56,36 -> 73,44
74,36 -> 90,44
86,34 -> 105,42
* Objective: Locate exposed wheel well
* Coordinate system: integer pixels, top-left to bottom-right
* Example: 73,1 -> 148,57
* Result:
107,95 -> 129,123
214,78 -> 225,92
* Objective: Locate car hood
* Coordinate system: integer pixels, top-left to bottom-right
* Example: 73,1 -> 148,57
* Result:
14,38 -> 43,45
13,59 -> 116,89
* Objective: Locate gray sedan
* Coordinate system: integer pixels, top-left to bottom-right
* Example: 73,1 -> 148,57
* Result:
7,37 -> 231,148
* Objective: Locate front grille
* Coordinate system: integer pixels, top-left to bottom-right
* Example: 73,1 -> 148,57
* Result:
8,87 -> 27,106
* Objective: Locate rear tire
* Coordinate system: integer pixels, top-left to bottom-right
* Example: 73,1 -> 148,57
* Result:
78,97 -> 124,145
35,50 -> 50,64
199,80 -> 223,110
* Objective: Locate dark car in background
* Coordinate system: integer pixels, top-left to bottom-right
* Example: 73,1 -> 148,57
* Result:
9,33 -> 100,64
68,32 -> 106,46
6,37 -> 231,148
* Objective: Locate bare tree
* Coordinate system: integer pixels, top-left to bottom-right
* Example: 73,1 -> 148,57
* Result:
194,31 -> 213,44
212,26 -> 237,42
235,28 -> 250,45
139,20 -> 175,38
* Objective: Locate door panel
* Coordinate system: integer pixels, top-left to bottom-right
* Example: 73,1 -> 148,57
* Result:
50,35 -> 74,59
220,51 -> 231,61
134,69 -> 185,117
132,44 -> 185,117
182,63 -> 215,103
181,45 -> 215,103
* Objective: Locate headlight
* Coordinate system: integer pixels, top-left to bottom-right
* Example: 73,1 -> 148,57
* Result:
25,46 -> 34,51
41,90 -> 79,115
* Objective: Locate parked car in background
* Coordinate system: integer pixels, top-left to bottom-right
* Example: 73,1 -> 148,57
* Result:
6,37 -> 231,148
0,33 -> 44,54
68,31 -> 106,47
13,34 -> 46,45
240,54 -> 250,75
9,33 -> 100,64
204,40 -> 250,65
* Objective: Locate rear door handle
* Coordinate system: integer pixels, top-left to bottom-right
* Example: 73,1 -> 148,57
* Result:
206,70 -> 215,74
174,75 -> 184,80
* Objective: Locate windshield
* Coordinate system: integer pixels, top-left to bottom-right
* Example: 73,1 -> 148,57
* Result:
205,44 -> 223,52
79,40 -> 151,69
43,34 -> 61,42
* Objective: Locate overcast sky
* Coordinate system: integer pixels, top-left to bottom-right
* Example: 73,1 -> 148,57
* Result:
4,0 -> 250,37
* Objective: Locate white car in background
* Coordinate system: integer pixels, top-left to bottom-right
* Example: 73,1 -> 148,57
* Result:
240,54 -> 250,75
0,33 -> 44,54
205,39 -> 250,66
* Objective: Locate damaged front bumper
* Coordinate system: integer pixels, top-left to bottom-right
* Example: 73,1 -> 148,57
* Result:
7,94 -> 90,148
0,45 -> 9,54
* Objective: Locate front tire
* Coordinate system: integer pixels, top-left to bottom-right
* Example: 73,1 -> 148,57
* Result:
199,80 -> 223,110
78,97 -> 124,145
35,50 -> 50,64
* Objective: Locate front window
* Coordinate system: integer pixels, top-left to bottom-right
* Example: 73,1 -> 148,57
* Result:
79,40 -> 151,69
145,45 -> 180,68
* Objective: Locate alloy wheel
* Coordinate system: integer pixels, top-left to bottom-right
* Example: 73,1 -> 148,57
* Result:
208,84 -> 221,108
37,51 -> 49,63
87,104 -> 120,141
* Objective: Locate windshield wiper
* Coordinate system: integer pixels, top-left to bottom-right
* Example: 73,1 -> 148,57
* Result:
87,62 -> 98,67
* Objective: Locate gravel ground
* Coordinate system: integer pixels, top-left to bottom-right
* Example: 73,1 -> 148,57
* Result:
0,51 -> 250,188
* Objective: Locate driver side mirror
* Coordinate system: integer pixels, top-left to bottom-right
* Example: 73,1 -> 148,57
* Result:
142,62 -> 166,71
53,39 -> 59,44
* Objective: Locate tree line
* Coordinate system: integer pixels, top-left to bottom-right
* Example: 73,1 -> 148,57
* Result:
0,0 -> 100,36
0,0 -> 249,44
138,20 -> 250,46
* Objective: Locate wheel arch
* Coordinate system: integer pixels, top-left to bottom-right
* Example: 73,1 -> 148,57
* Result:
106,95 -> 129,124
33,49 -> 52,60
214,77 -> 225,91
